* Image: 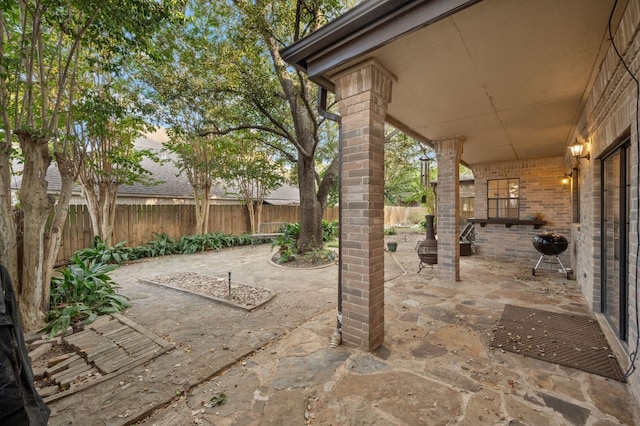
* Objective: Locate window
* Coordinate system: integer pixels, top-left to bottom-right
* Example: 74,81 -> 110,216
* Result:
571,168 -> 580,223
461,197 -> 475,220
487,178 -> 519,218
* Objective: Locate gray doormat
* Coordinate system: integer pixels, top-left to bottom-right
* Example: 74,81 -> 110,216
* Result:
490,304 -> 625,382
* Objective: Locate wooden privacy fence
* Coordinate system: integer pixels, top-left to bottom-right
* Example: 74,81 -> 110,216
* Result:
56,204 -> 433,263
57,204 -> 339,263
384,206 -> 430,226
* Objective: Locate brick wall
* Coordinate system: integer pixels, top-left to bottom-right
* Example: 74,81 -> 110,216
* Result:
471,158 -> 571,263
574,0 -> 640,403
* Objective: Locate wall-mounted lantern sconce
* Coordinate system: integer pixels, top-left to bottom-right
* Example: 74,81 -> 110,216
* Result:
569,139 -> 590,162
561,173 -> 571,187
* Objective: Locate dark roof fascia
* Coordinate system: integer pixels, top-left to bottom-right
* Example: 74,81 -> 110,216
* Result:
281,0 -> 416,71
281,0 -> 483,92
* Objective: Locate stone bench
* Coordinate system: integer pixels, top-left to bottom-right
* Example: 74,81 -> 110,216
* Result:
249,222 -> 286,245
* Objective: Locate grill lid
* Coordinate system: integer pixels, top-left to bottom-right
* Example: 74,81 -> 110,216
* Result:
532,233 -> 568,256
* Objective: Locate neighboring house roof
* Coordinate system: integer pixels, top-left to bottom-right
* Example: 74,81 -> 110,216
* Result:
281,0 -> 620,166
11,128 -> 301,204
261,185 -> 302,206
117,128 -> 208,199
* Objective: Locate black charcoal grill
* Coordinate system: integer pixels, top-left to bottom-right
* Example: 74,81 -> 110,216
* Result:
531,233 -> 571,279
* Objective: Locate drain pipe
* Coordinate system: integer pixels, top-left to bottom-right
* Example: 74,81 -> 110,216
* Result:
318,86 -> 342,347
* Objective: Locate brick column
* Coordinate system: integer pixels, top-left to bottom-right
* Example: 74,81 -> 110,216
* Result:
333,59 -> 395,350
434,137 -> 464,281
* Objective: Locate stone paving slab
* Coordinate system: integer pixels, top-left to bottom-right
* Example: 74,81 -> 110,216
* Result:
45,245 -> 339,425
43,239 -> 640,425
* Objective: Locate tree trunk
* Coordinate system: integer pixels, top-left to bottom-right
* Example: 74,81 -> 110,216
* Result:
0,156 -> 18,282
255,201 -> 263,234
16,132 -> 53,331
99,184 -> 118,245
79,178 -> 119,245
297,154 -> 323,252
193,182 -> 211,235
254,180 -> 263,234
246,201 -> 256,234
43,152 -> 76,285
81,180 -> 102,241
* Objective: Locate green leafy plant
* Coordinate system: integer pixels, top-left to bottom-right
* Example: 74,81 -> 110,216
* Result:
277,247 -> 297,263
384,227 -> 397,236
44,304 -> 97,338
271,234 -> 295,252
277,220 -> 337,244
269,232 -> 297,264
147,232 -> 179,257
72,231 -> 267,267
177,232 -> 246,253
235,233 -> 254,246
178,234 -> 209,254
44,255 -> 130,337
206,392 -> 227,407
130,244 -> 152,260
322,220 -> 339,241
281,222 -> 301,240
74,237 -> 132,265
214,233 -> 239,249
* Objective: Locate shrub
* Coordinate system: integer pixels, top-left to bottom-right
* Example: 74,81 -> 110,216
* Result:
178,234 -> 210,254
322,220 -> 339,241
384,227 -> 397,236
72,230 -> 287,266
212,232 -> 239,249
234,233 -> 254,246
278,220 -> 338,243
147,232 -> 179,257
148,232 -> 257,256
130,244 -> 152,260
44,255 -> 129,337
276,246 -> 297,263
281,222 -> 301,240
271,234 -> 295,252
74,237 -> 132,265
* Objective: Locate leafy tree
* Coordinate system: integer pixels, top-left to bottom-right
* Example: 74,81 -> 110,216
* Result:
74,76 -> 158,244
164,130 -> 224,235
384,129 -> 421,205
0,0 -> 182,330
222,137 -> 286,234
137,11 -> 228,236
384,128 -> 436,210
141,0 -> 347,253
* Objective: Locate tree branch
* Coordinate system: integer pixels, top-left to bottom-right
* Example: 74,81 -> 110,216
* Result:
199,124 -> 289,142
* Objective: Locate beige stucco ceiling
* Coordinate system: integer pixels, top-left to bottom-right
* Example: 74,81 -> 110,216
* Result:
326,0 -> 620,165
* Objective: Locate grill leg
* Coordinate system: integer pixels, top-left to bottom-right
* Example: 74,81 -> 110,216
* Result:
532,254 -> 545,275
556,257 -> 571,279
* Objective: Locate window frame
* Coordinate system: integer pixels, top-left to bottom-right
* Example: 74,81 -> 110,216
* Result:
487,178 -> 520,219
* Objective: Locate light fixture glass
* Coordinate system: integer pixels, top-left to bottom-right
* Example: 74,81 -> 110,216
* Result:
561,174 -> 571,186
569,139 -> 590,161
